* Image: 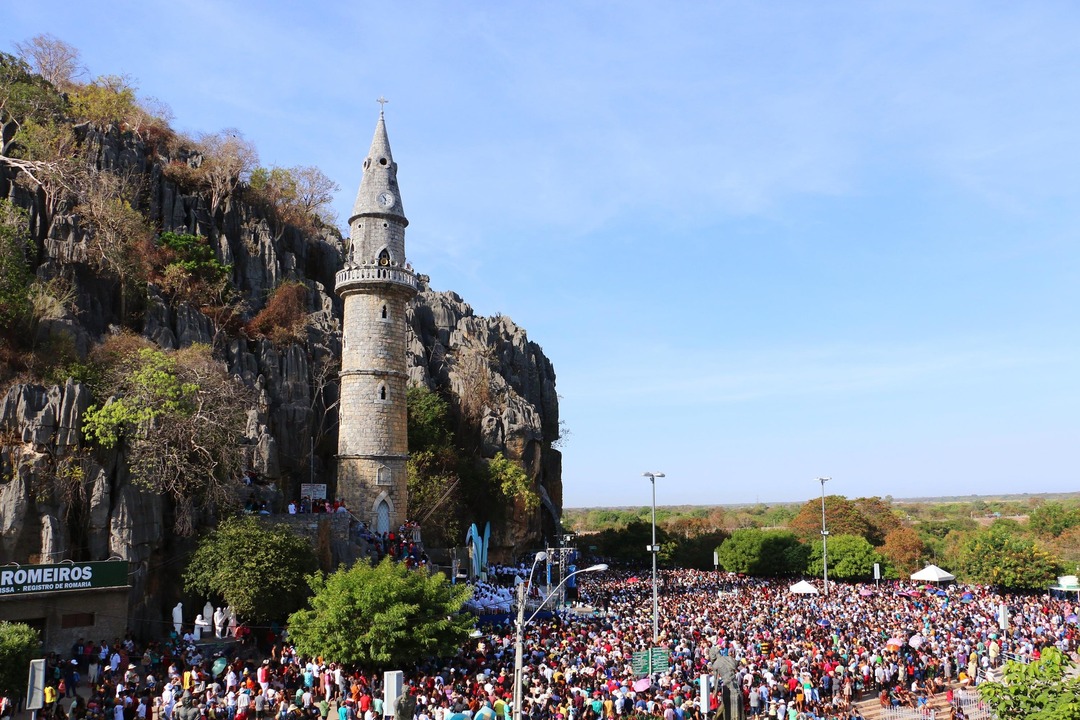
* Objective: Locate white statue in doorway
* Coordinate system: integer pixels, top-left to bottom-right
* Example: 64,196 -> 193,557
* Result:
172,602 -> 183,635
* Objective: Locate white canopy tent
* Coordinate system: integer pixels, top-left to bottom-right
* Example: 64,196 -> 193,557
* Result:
910,564 -> 956,583
790,579 -> 820,595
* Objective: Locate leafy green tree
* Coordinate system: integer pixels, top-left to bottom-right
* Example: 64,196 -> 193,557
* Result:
183,516 -> 318,624
980,647 -> 1080,719
716,529 -> 808,576
593,519 -> 678,565
407,385 -> 452,452
807,534 -> 882,580
761,504 -> 798,528
0,621 -> 40,697
485,452 -> 538,512
789,495 -> 872,541
674,530 -> 730,570
954,526 -> 1061,590
287,557 -> 474,670
1028,502 -> 1080,538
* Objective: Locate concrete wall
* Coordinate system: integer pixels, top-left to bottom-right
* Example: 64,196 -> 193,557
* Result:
0,587 -> 129,655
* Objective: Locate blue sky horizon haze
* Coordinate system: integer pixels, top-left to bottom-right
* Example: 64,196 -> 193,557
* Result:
4,1 -> 1078,508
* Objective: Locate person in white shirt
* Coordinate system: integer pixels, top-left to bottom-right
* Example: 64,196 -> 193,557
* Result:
226,688 -> 238,720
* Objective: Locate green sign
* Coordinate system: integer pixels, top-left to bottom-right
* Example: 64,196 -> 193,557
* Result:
0,560 -> 128,597
631,647 -> 668,676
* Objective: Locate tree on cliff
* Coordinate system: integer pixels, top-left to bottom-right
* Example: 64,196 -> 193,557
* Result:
0,199 -> 33,331
183,515 -> 318,624
406,385 -> 539,547
81,335 -> 253,533
0,621 -> 39,697
197,130 -> 258,216
287,557 -> 474,670
14,34 -> 84,88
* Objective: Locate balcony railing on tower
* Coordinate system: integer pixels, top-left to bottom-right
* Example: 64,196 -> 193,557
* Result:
335,262 -> 417,292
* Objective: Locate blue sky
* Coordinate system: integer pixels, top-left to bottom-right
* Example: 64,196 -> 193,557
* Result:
5,2 -> 1078,507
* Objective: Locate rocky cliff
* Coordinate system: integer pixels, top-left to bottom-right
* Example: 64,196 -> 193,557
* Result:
0,122 -> 561,633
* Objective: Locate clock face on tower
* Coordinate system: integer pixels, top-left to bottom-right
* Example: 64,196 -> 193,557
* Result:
377,191 -> 396,209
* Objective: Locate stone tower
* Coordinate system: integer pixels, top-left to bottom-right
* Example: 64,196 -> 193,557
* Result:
335,109 -> 417,534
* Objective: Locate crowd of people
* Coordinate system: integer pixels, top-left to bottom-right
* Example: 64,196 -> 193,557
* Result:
11,567 -> 1080,720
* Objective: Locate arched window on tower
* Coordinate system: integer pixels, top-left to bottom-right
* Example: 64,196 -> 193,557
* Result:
378,249 -> 391,267
375,383 -> 389,404
380,304 -> 389,321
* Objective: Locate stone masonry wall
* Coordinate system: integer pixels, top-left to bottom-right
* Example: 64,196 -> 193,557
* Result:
338,289 -> 411,530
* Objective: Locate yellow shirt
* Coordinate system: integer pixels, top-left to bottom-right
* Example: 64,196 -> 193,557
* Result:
44,686 -> 58,704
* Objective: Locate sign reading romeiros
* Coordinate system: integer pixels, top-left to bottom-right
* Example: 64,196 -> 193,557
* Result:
0,560 -> 128,596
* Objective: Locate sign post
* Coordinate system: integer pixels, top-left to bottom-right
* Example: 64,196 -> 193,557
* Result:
27,659 -> 45,716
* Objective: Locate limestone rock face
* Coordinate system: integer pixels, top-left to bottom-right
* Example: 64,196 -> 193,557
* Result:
408,277 -> 562,551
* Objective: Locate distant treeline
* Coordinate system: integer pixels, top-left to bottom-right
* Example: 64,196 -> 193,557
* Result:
566,493 -> 1080,591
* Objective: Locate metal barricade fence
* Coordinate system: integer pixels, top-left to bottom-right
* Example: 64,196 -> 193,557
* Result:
953,688 -> 996,720
879,706 -> 931,720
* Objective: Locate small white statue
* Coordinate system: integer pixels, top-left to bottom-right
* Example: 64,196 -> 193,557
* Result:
172,602 -> 183,635
194,614 -> 210,640
202,601 -> 214,624
214,607 -> 227,638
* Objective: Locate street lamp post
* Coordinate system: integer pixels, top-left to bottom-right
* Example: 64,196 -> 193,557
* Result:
643,472 -> 665,655
513,551 -> 546,720
513,560 -> 607,720
817,476 -> 830,595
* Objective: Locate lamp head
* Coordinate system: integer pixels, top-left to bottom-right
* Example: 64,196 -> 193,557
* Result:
534,551 -> 548,562
584,563 -> 609,572
642,471 -> 666,479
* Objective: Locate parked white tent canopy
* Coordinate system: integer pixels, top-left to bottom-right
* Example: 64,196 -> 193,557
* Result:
910,564 -> 956,583
790,579 -> 820,594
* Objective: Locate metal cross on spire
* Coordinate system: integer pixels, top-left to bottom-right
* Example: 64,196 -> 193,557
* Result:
376,96 -> 389,114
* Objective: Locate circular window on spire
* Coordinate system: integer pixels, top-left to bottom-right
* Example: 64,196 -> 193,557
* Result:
379,158 -> 388,166
363,159 -> 369,169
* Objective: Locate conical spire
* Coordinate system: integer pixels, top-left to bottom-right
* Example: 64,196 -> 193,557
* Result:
350,109 -> 407,226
